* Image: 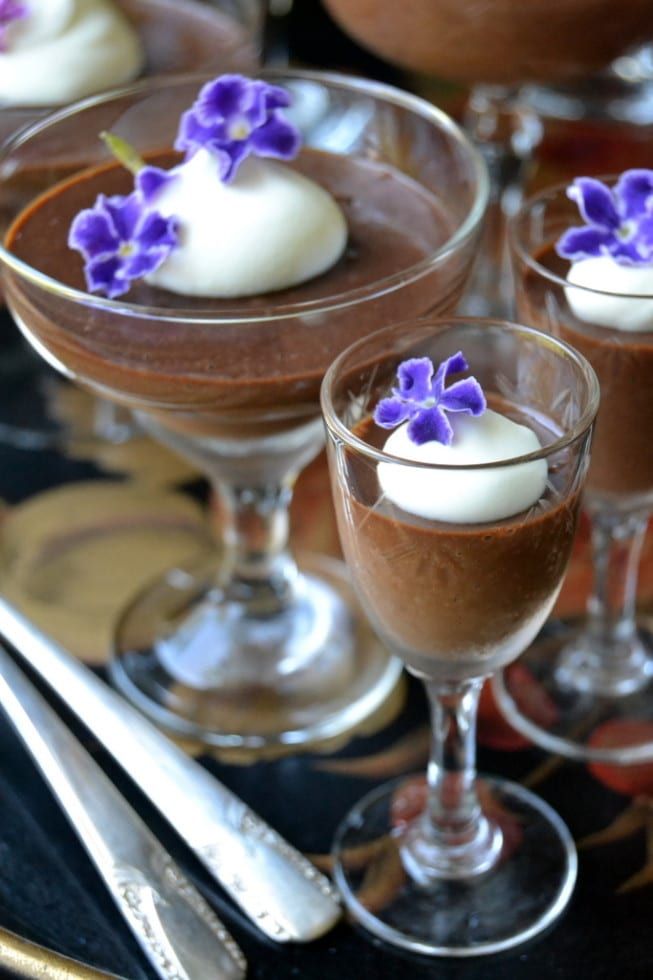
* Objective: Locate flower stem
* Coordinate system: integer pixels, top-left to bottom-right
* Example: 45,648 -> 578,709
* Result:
101,131 -> 146,175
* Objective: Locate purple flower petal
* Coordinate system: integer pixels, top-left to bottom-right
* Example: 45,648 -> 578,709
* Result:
68,208 -> 120,259
175,109 -> 220,157
261,82 -> 292,112
615,169 -> 653,220
85,254 -> 128,298
101,192 -> 142,242
0,0 -> 27,22
374,397 -> 411,428
609,239 -> 648,265
121,248 -> 169,280
439,377 -> 486,416
0,0 -> 28,51
136,166 -> 177,202
568,178 -> 620,231
633,213 -> 653,250
215,140 -> 250,183
250,114 -> 302,161
134,211 -> 178,253
432,350 -> 468,399
195,74 -> 255,126
407,406 -> 453,446
395,358 -> 433,401
555,224 -> 614,261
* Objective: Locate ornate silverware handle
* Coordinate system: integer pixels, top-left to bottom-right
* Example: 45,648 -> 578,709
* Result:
0,598 -> 341,942
0,646 -> 246,980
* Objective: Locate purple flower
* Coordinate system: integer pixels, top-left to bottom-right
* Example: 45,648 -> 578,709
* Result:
374,352 -> 486,446
556,171 -> 653,266
0,0 -> 28,52
68,191 -> 179,299
175,74 -> 301,183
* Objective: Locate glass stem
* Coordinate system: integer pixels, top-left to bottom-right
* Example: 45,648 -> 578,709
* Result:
425,678 -> 484,842
583,509 -> 649,679
461,84 -> 542,318
213,478 -> 299,615
403,677 -> 502,882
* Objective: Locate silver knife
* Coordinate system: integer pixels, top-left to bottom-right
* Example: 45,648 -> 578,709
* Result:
0,597 -> 341,942
0,645 -> 246,980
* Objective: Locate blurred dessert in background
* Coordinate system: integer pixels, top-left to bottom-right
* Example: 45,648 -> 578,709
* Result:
322,0 -> 653,85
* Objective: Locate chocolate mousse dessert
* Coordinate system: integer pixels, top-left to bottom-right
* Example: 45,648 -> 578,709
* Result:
514,173 -> 653,501
331,353 -> 582,679
0,0 -> 257,114
0,2 -> 257,186
0,1 -> 258,271
4,75 -> 462,439
323,0 -> 653,85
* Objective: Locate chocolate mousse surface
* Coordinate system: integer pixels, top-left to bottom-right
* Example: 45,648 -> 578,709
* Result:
323,0 -> 653,85
518,246 -> 653,499
335,409 -> 581,678
5,150 -> 457,426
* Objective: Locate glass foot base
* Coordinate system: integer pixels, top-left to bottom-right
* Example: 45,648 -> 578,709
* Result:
110,552 -> 402,749
493,623 -> 653,763
332,775 -> 576,957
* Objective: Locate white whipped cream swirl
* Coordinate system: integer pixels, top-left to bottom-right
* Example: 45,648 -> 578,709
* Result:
145,148 -> 348,298
378,410 -> 548,524
565,256 -> 653,332
0,0 -> 143,107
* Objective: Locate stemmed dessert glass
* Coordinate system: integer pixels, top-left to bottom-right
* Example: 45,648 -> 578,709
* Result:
321,317 -> 599,955
0,69 -> 488,747
0,0 -> 263,451
495,180 -> 653,763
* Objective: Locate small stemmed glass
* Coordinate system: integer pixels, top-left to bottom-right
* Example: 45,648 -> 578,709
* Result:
495,181 -> 653,763
321,317 -> 598,955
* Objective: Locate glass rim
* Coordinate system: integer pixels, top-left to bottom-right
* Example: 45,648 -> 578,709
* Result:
509,174 -> 653,300
0,67 -> 489,326
321,317 -> 600,472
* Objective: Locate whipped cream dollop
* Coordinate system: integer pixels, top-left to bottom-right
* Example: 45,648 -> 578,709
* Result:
145,148 -> 348,298
565,256 -> 653,332
378,410 -> 548,524
0,0 -> 143,107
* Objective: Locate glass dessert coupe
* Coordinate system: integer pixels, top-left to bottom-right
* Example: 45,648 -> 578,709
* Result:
321,317 -> 598,955
494,179 -> 653,763
0,69 -> 488,747
0,0 -> 263,451
322,0 -> 653,317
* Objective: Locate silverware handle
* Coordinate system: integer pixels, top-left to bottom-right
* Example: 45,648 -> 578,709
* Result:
0,598 -> 340,942
0,646 -> 246,980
